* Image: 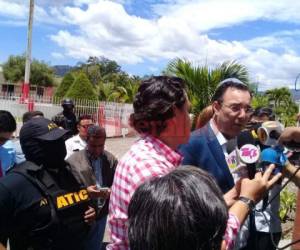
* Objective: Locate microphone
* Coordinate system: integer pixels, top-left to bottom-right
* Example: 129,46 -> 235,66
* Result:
237,130 -> 261,179
257,121 -> 284,146
258,147 -> 286,174
258,147 -> 286,210
257,121 -> 300,151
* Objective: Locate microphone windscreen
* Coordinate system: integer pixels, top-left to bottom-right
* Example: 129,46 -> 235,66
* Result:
237,130 -> 256,149
260,147 -> 279,164
259,147 -> 286,174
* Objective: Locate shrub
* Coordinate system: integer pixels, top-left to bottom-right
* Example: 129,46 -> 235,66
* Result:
55,72 -> 74,98
65,72 -> 97,100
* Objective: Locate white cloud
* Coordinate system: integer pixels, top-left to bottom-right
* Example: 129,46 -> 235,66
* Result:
46,0 -> 300,90
241,49 -> 300,90
0,0 -> 67,26
0,0 -> 27,19
51,52 -> 65,59
149,66 -> 159,72
2,0 -> 300,89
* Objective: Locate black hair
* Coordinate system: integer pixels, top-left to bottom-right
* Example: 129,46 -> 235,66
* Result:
130,76 -> 186,135
78,114 -> 93,124
128,166 -> 228,250
0,110 -> 16,133
252,107 -> 275,121
211,78 -> 251,102
22,111 -> 44,123
86,125 -> 106,141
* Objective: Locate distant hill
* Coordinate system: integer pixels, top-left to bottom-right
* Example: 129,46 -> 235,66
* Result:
52,65 -> 74,77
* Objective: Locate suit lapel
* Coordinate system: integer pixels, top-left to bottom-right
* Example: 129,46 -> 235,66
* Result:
205,124 -> 234,191
206,124 -> 228,169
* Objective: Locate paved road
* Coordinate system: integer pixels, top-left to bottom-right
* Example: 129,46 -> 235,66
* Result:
105,137 -> 137,160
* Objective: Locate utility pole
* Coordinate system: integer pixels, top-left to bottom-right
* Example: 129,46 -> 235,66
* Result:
295,73 -> 300,91
22,0 -> 34,102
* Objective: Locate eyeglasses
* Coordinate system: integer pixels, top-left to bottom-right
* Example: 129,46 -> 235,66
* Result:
221,103 -> 254,115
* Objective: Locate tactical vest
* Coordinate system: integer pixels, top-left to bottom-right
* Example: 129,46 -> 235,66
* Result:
9,161 -> 91,250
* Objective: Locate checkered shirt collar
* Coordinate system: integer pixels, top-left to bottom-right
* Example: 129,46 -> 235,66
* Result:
143,134 -> 183,167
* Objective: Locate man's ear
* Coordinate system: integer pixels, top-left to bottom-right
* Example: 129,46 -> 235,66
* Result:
212,101 -> 221,115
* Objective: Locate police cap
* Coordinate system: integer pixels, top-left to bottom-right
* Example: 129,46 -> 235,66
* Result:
62,98 -> 74,107
20,117 -> 68,141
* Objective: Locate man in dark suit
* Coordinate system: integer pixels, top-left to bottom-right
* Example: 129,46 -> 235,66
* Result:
66,125 -> 117,250
180,78 -> 253,205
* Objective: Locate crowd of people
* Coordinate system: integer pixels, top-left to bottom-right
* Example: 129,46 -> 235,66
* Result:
0,76 -> 300,250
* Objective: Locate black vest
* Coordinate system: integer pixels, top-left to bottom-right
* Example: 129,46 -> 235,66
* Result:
8,161 -> 91,250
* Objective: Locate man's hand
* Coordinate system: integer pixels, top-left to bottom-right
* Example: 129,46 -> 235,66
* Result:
279,127 -> 300,144
84,206 -> 96,224
240,164 -> 282,203
87,185 -> 111,199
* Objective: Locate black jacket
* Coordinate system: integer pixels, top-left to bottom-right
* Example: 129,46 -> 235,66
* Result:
0,161 -> 90,250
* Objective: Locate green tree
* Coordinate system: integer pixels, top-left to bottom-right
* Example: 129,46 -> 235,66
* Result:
251,94 -> 269,109
110,81 -> 140,103
264,87 -> 297,126
74,56 -> 122,85
97,76 -> 140,103
66,72 -> 97,100
54,72 -> 75,98
98,82 -> 116,101
265,87 -> 291,109
164,59 -> 250,118
97,56 -> 121,76
218,61 -> 249,85
3,55 -> 54,86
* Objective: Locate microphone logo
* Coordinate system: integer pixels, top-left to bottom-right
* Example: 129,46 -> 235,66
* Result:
239,144 -> 260,164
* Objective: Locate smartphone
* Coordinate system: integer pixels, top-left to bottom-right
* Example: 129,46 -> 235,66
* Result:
98,187 -> 110,192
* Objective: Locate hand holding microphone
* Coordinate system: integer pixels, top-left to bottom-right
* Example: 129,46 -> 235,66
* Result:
278,127 -> 300,150
240,164 -> 282,204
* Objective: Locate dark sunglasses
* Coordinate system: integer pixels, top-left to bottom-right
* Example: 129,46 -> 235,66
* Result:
80,124 -> 93,129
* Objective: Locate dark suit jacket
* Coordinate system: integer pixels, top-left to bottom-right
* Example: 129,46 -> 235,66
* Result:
179,123 -> 234,193
66,149 -> 117,219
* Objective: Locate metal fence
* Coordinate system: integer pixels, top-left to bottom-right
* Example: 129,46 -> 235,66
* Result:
0,94 -> 134,137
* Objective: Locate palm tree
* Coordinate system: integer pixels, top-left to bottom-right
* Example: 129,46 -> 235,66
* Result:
265,87 -> 297,126
218,61 -> 249,85
110,81 -> 140,103
98,82 -> 116,101
164,59 -> 250,119
251,94 -> 269,109
265,87 -> 291,109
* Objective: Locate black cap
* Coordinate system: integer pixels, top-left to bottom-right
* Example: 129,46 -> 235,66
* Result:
20,117 -> 68,141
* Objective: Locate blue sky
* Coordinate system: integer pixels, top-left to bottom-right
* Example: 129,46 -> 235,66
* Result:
1,0 -> 300,90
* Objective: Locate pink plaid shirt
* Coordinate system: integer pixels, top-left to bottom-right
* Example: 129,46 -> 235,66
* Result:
107,135 -> 183,250
224,213 -> 241,250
